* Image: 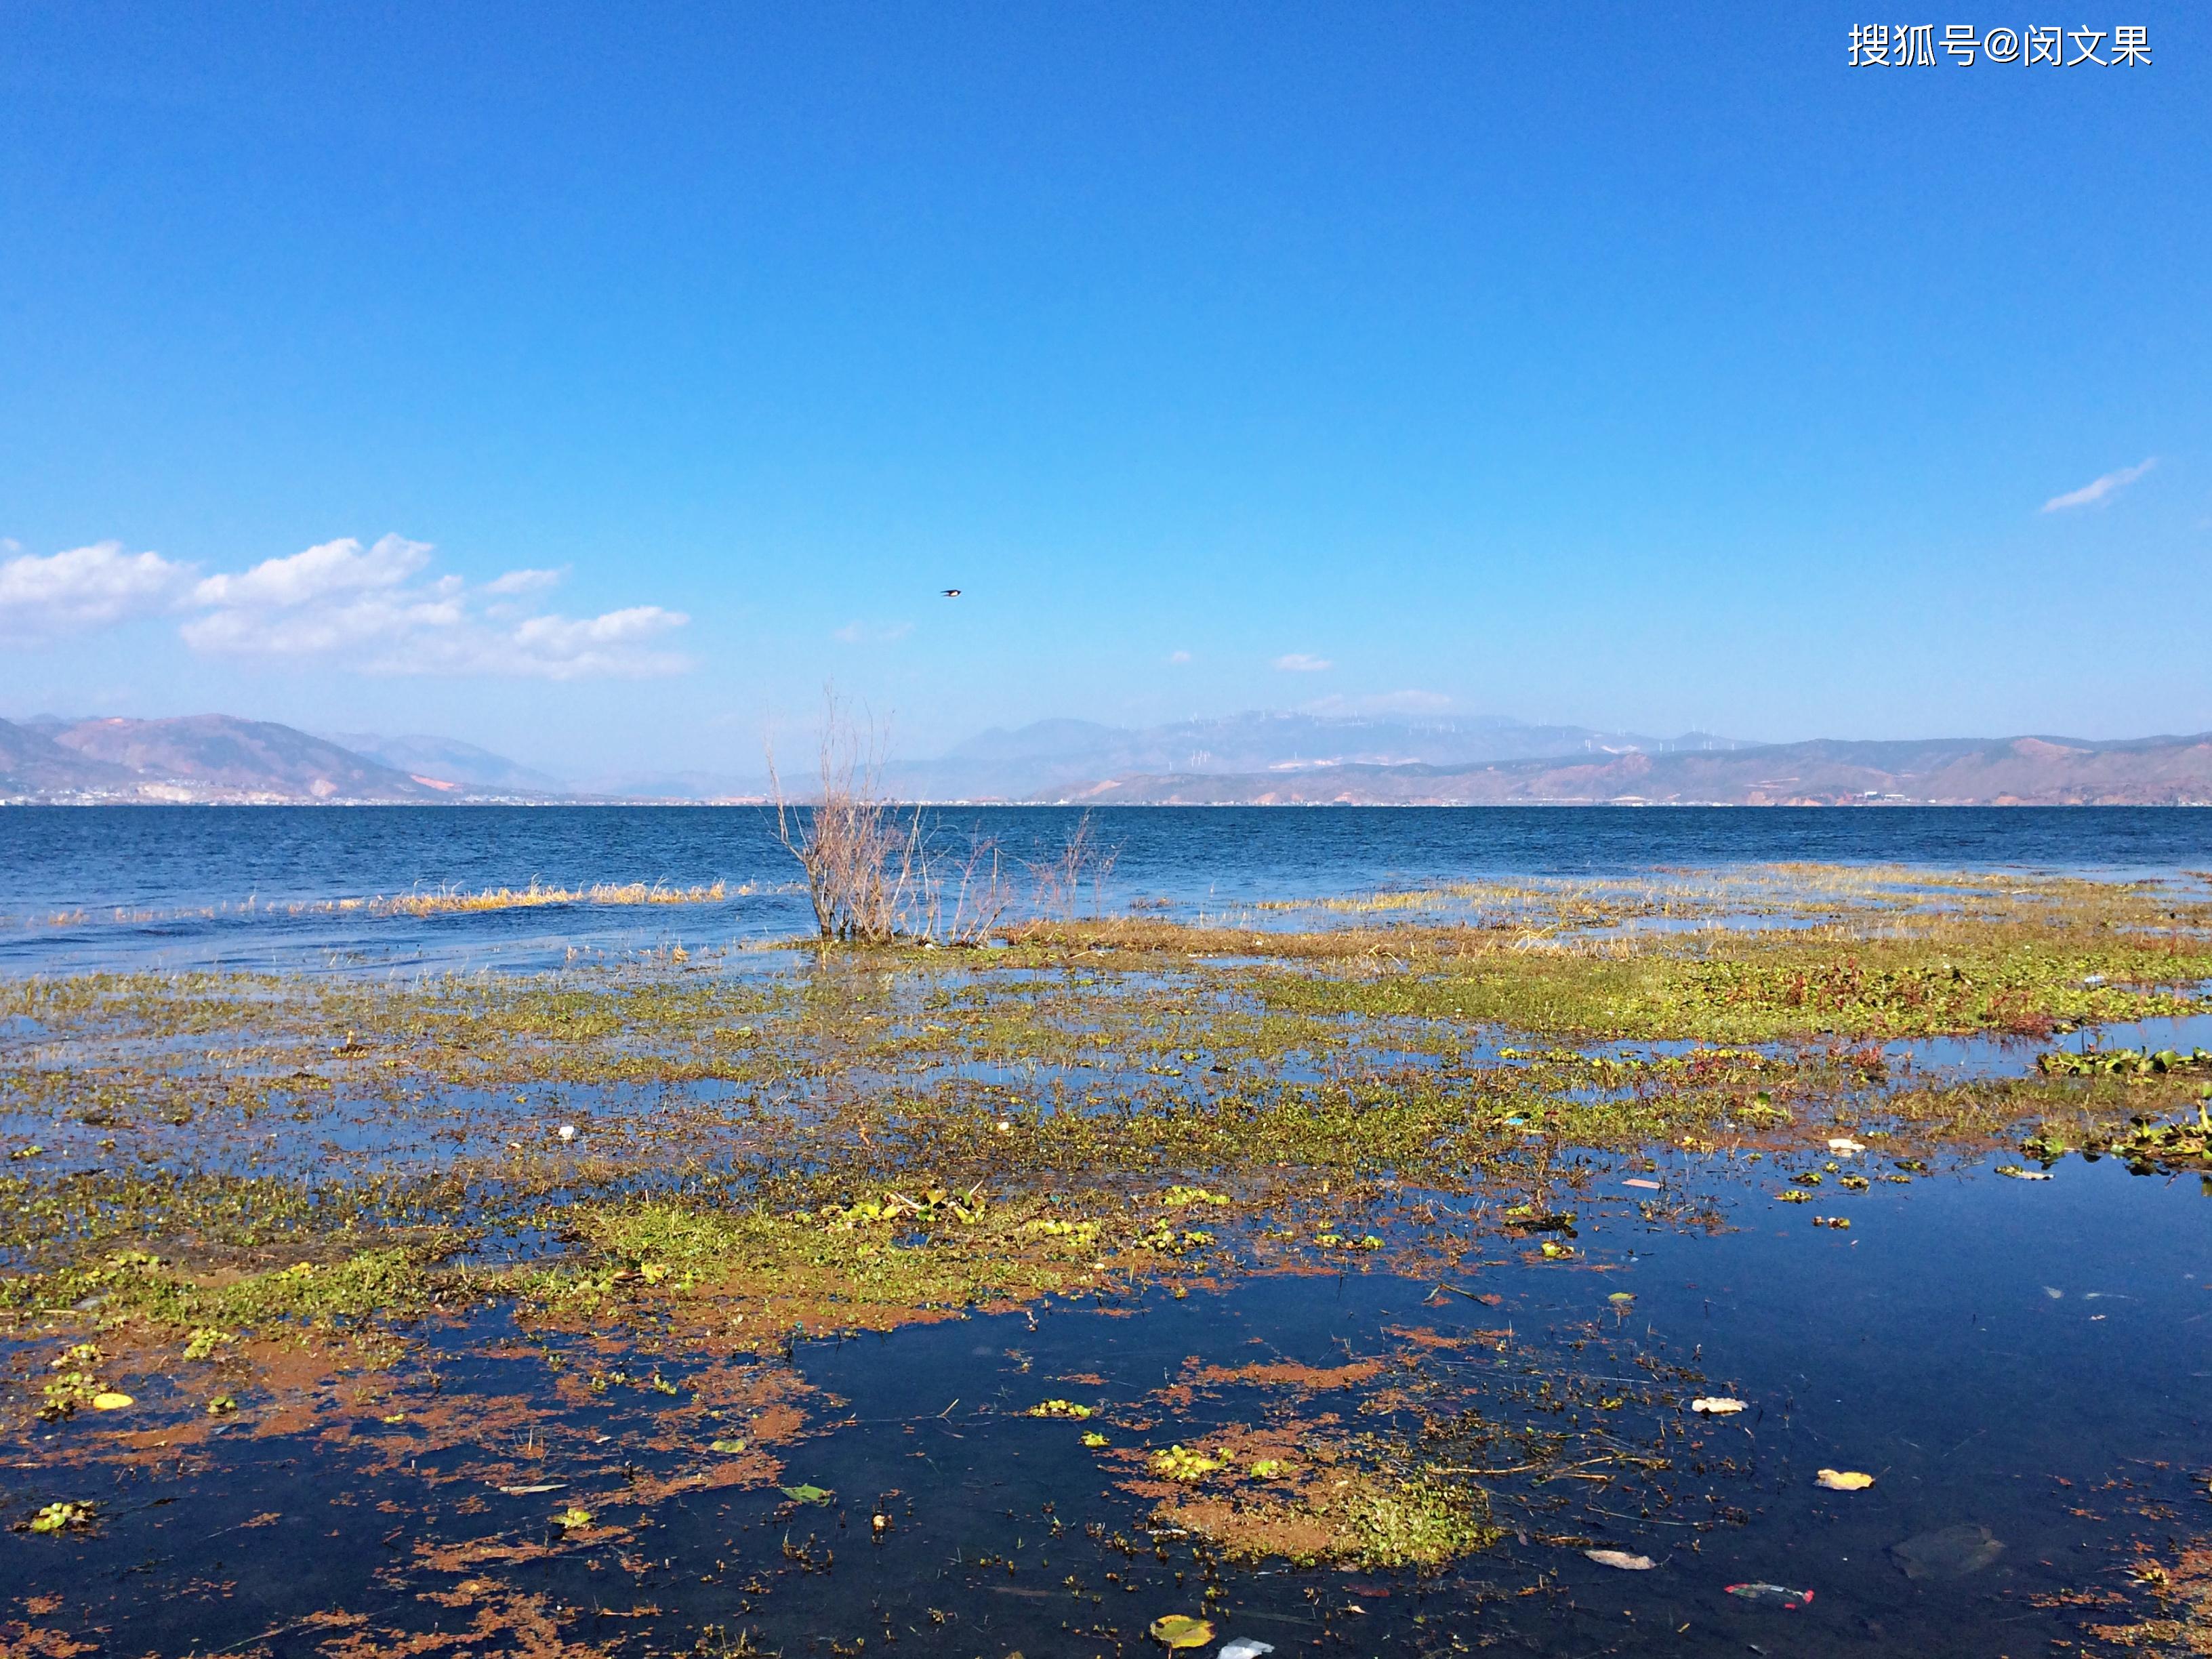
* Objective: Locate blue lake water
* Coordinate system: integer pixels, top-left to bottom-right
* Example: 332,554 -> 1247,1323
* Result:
3,804 -> 2207,974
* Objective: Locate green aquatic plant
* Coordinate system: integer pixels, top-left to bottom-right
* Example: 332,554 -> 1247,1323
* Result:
1025,1398 -> 1094,1418
182,1326 -> 235,1361
1158,1185 -> 1230,1208
1153,1444 -> 1226,1482
2038,1046 -> 2212,1078
1339,1475 -> 1501,1570
23,1500 -> 96,1536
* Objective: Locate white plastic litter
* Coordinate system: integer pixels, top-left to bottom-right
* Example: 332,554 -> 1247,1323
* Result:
1218,1643 -> 1276,1659
557,1124 -> 577,1142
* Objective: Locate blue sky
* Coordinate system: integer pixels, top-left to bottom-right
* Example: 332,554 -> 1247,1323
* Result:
1,3 -> 2205,777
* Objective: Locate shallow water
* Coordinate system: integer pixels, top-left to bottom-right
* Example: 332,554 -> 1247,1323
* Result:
3,1152 -> 2203,1656
5,814 -> 2210,1653
1892,1008 -> 2212,1082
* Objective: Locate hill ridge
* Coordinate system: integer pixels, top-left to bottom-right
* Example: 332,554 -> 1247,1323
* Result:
0,714 -> 550,804
1040,733 -> 2212,806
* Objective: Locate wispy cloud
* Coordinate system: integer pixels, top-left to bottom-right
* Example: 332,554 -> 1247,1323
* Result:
2041,457 -> 2156,513
483,567 -> 567,596
1167,649 -> 1192,665
832,619 -> 914,645
4,533 -> 689,678
453,607 -> 689,679
1273,652 -> 1334,672
0,541 -> 198,642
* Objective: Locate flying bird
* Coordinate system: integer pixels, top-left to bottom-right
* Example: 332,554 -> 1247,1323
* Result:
941,588 -> 962,598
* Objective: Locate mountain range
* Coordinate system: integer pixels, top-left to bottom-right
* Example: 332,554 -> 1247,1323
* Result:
886,713 -> 1744,800
0,715 -> 520,804
1052,733 -> 2212,807
3,711 -> 2209,806
319,731 -> 569,794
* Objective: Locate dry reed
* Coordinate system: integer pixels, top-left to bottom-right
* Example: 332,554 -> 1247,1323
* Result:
369,880 -> 729,917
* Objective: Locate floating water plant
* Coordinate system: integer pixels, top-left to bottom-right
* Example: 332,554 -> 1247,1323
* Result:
1152,1445 -> 1225,1482
1148,1615 -> 1214,1651
1024,1398 -> 1094,1418
22,1501 -> 95,1536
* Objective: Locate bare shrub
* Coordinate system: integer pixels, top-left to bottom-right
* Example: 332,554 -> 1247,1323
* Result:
767,692 -> 1017,947
934,830 -> 1017,946
768,694 -> 918,943
1027,810 -> 1121,920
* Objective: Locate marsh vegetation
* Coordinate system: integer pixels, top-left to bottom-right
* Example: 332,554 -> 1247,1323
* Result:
1,861 -> 2209,1656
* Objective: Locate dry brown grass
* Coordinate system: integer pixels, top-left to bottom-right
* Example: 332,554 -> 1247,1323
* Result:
369,880 -> 728,918
998,914 -> 1515,961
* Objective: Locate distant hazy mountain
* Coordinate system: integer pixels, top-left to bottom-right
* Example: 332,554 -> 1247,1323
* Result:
322,731 -> 568,794
888,712 -> 1744,800
12,710 -> 2209,806
0,718 -> 140,796
1053,733 -> 2212,806
570,767 -> 770,803
533,713 -> 1734,802
0,715 -> 506,803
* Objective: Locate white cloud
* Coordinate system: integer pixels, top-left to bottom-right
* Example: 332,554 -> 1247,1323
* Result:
190,533 -> 430,609
182,586 -> 467,661
5,531 -> 691,679
0,541 -> 198,642
1168,649 -> 1192,665
2041,457 -> 2156,513
1273,652 -> 1334,672
466,606 -> 691,679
